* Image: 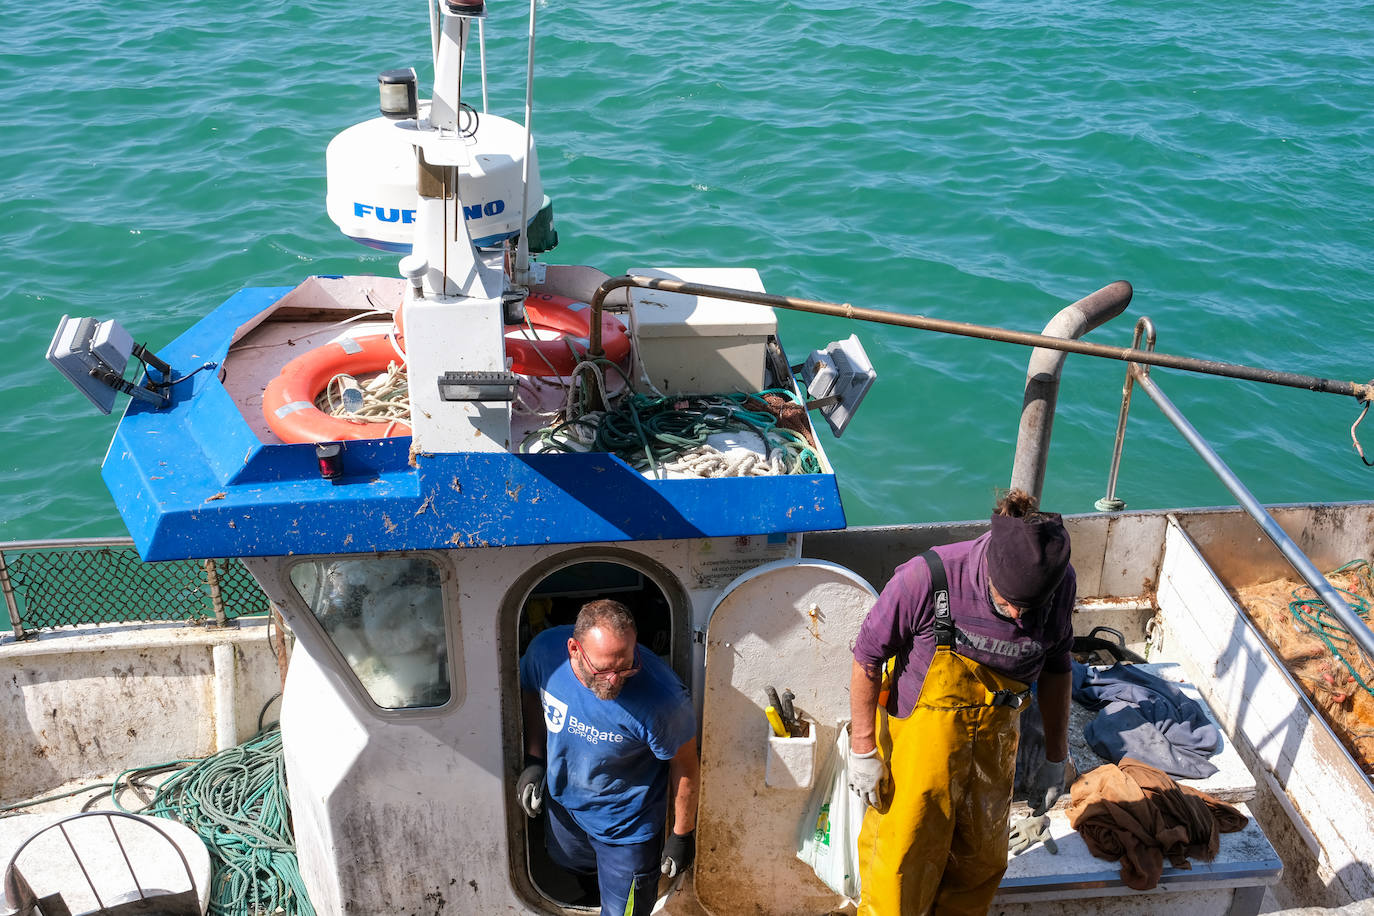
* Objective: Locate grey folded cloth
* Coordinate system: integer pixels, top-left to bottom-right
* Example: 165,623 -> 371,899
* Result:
1072,661 -> 1221,779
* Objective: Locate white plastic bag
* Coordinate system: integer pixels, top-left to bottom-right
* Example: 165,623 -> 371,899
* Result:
796,725 -> 863,900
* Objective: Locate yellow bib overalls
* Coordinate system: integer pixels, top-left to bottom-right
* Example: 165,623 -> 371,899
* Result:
856,550 -> 1029,916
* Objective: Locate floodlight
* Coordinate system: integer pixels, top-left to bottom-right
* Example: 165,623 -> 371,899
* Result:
47,315 -> 171,415
795,334 -> 876,438
378,68 -> 418,120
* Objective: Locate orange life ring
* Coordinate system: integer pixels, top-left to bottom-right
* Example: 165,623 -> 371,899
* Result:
505,293 -> 631,377
262,334 -> 412,443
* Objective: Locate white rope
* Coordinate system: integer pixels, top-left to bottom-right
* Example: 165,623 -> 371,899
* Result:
317,362 -> 411,432
387,329 -> 408,365
519,312 -> 569,379
624,298 -> 666,398
660,443 -> 786,478
564,358 -> 616,421
512,376 -> 545,416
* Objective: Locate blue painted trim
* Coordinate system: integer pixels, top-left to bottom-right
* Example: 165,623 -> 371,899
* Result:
102,282 -> 847,561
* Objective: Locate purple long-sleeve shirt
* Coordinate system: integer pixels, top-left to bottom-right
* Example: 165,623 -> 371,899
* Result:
853,532 -> 1076,718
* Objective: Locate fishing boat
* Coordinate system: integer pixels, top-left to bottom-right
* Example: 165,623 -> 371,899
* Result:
6,0 -> 1374,914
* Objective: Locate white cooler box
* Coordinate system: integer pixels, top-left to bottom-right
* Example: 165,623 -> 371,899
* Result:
629,267 -> 777,396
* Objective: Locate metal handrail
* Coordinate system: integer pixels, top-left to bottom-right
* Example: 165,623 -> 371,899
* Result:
0,551 -> 22,638
584,275 -> 1374,404
1095,317 -> 1156,512
581,275 -> 1373,656
0,536 -> 136,551
1130,364 -> 1374,662
0,538 -> 141,638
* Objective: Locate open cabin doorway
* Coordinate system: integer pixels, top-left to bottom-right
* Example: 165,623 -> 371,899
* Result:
516,558 -> 678,911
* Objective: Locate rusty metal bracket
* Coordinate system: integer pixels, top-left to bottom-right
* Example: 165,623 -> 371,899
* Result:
0,549 -> 23,640
1353,400 -> 1374,467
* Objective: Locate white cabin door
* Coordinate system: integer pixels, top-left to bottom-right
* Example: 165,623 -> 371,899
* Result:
693,558 -> 877,915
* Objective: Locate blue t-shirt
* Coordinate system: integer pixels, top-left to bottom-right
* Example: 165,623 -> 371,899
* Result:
519,625 -> 696,844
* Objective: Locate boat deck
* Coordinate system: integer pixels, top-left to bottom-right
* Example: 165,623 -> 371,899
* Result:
0,776 -> 210,916
1059,662 -> 1260,803
994,663 -> 1281,916
996,809 -> 1277,914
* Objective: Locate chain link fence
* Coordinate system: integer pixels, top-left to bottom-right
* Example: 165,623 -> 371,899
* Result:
0,538 -> 271,637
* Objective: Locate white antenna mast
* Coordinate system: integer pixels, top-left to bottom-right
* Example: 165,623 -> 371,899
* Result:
512,0 -> 538,288
478,18 -> 489,113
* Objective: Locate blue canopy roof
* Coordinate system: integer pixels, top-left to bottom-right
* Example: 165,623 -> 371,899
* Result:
103,284 -> 847,560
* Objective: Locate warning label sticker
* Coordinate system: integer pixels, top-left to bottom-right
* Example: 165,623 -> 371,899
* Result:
690,533 -> 797,589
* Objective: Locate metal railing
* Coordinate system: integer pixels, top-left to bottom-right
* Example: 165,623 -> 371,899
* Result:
1098,349 -> 1374,663
1084,316 -> 1373,663
583,274 -> 1372,658
582,275 -> 1373,403
0,538 -> 270,639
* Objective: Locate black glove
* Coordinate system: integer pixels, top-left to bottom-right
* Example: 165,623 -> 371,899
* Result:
517,755 -> 545,818
660,829 -> 695,877
1029,758 -> 1070,817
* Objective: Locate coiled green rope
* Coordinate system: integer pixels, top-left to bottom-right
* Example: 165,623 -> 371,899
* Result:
523,390 -> 822,475
114,728 -> 314,916
1287,559 -> 1374,700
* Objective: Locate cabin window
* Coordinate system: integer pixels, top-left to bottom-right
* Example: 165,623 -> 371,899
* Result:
289,556 -> 451,709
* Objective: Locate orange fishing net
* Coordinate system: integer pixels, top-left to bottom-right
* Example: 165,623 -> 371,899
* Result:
748,393 -> 816,449
1234,562 -> 1374,773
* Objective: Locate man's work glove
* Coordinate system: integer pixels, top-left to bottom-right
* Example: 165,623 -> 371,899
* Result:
661,829 -> 696,877
1008,814 -> 1058,855
847,745 -> 885,808
1028,757 -> 1070,817
517,756 -> 545,818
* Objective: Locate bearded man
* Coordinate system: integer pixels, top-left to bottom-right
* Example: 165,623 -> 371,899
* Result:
518,599 -> 698,916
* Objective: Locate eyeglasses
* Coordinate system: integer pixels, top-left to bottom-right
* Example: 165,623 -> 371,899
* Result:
573,639 -> 642,680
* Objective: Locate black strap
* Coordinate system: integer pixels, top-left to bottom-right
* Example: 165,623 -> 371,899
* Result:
921,549 -> 956,649
921,549 -> 1030,708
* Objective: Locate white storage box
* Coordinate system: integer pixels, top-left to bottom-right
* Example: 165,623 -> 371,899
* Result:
764,714 -> 816,789
629,267 -> 777,395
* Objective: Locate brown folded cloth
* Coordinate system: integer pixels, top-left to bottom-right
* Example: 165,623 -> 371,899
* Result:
1065,756 -> 1248,890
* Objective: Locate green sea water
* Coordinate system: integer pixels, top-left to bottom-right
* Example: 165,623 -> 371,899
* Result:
2,0 -> 1371,543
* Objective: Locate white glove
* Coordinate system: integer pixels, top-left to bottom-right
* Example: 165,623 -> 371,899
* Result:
847,745 -> 885,808
1028,758 -> 1068,817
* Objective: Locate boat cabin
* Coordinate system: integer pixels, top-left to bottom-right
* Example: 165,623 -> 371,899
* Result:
16,0 -> 1374,913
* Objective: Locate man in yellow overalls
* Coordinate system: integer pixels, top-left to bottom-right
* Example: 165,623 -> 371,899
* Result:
848,489 -> 1076,915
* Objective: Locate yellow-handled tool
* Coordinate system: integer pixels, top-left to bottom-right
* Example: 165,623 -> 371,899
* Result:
765,705 -> 788,738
